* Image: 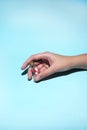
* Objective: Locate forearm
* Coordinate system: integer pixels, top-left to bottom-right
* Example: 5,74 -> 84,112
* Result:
70,54 -> 87,69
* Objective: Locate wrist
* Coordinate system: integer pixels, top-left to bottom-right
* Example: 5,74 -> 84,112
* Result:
69,54 -> 87,69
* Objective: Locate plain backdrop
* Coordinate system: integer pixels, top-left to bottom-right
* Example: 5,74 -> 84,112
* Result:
0,0 -> 87,130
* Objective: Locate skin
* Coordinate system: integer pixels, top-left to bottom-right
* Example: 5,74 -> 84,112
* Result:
21,52 -> 87,82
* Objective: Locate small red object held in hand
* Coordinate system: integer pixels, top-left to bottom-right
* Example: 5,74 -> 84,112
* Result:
29,61 -> 40,75
33,67 -> 39,75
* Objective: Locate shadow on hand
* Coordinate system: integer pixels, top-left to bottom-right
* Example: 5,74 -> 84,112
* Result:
21,68 -> 87,83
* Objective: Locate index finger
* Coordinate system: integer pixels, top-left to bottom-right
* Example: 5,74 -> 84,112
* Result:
21,57 -> 34,70
21,53 -> 45,70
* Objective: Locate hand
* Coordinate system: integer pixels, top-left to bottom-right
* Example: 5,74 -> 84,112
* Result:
21,52 -> 72,81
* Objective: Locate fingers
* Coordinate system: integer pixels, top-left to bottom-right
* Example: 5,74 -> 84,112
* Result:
21,57 -> 34,70
28,67 -> 32,80
27,63 -> 51,82
34,66 -> 54,82
21,52 -> 53,82
21,53 -> 47,70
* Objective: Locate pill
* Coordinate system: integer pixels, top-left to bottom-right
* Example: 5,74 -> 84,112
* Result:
33,67 -> 39,75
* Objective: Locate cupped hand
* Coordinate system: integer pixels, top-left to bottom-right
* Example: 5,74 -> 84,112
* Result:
21,52 -> 71,81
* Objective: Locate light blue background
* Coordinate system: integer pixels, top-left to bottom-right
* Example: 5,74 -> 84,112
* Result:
0,0 -> 87,130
